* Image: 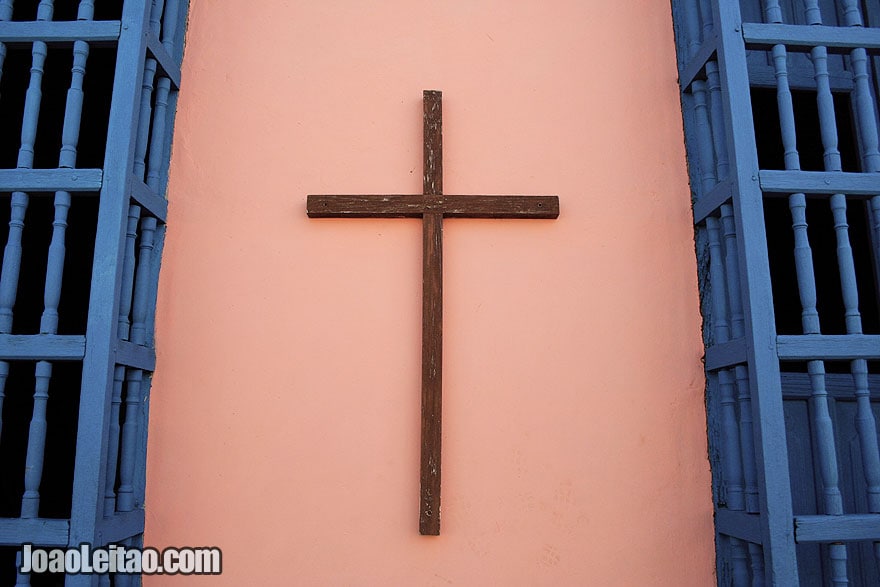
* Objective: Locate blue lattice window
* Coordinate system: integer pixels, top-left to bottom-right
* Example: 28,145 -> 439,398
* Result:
672,0 -> 880,584
0,1 -> 188,585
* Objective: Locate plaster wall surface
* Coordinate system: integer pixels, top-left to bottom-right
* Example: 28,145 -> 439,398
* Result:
146,1 -> 715,584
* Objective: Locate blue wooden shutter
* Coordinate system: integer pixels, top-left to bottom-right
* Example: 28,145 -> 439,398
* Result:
672,0 -> 880,584
0,1 -> 188,584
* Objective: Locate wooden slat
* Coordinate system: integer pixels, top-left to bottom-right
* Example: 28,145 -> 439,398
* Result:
0,334 -> 85,360
777,335 -> 880,360
795,514 -> 880,542
714,0 -> 800,578
96,509 -> 145,545
307,194 -> 558,219
716,509 -> 763,545
437,195 -> 558,218
705,337 -> 747,371
130,177 -> 167,222
419,90 -> 443,537
759,170 -> 880,196
307,194 -> 425,217
693,178 -> 732,224
0,20 -> 120,43
69,0 -> 152,554
743,22 -> 880,51
679,34 -> 718,90
115,340 -> 156,372
145,33 -> 180,89
0,518 -> 69,546
0,168 -> 102,192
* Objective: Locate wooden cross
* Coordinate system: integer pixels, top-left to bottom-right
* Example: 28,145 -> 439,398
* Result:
307,90 -> 559,535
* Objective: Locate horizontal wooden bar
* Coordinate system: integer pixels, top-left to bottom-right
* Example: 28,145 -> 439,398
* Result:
0,518 -> 69,546
747,64 -> 853,91
146,34 -> 181,89
116,340 -> 156,372
705,337 -> 748,371
130,177 -> 168,222
759,170 -> 880,196
777,335 -> 880,360
0,335 -> 85,361
781,372 -> 880,398
679,34 -> 717,90
97,510 -> 144,545
0,20 -> 120,43
715,509 -> 763,545
307,194 -> 559,219
439,195 -> 559,218
795,514 -> 880,542
693,178 -> 732,224
743,22 -> 880,52
0,169 -> 103,192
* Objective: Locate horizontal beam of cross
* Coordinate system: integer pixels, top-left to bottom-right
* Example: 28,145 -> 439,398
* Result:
307,194 -> 559,219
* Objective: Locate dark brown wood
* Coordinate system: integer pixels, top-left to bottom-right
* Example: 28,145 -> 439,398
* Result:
306,194 -> 559,219
420,211 -> 443,536
424,90 -> 442,196
306,90 -> 559,535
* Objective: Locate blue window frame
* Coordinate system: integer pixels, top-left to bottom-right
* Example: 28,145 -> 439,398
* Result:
672,0 -> 880,584
0,1 -> 188,584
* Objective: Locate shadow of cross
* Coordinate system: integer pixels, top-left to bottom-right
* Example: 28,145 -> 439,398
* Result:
307,90 -> 559,535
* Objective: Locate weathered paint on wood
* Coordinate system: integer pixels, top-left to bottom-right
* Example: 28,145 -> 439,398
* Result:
308,91 -> 558,535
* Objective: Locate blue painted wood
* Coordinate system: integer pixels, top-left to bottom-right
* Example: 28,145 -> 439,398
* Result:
130,219 -> 156,346
0,334 -> 85,359
840,0 -> 880,306
712,0 -> 799,580
693,179 -> 732,224
776,335 -> 880,359
105,207 -> 140,517
8,0 -> 54,532
0,20 -> 120,42
104,364 -> 124,517
697,0 -> 712,42
720,206 -> 759,515
120,207 -> 140,344
150,0 -> 166,34
116,216 -> 155,514
708,216 -> 751,583
131,177 -> 169,221
145,32 -> 181,88
804,4 -> 880,554
116,367 -> 142,513
115,341 -> 156,372
0,168 -> 103,191
679,0 -> 703,59
133,60 -> 158,182
96,509 -> 145,544
705,338 -> 748,371
796,514 -> 880,542
679,37 -> 717,92
20,361 -> 52,518
0,1 -> 13,92
147,77 -> 172,192
692,80 -> 716,194
162,0 -> 180,53
0,518 -> 69,546
68,0 -> 153,554
759,169 -> 880,195
716,509 -> 763,545
743,22 -> 880,50
705,61 -> 729,183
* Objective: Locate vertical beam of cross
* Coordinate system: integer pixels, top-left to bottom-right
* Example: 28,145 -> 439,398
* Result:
307,91 -> 558,535
420,90 -> 443,535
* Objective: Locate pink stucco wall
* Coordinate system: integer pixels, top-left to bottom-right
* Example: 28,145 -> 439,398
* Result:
145,1 -> 715,584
